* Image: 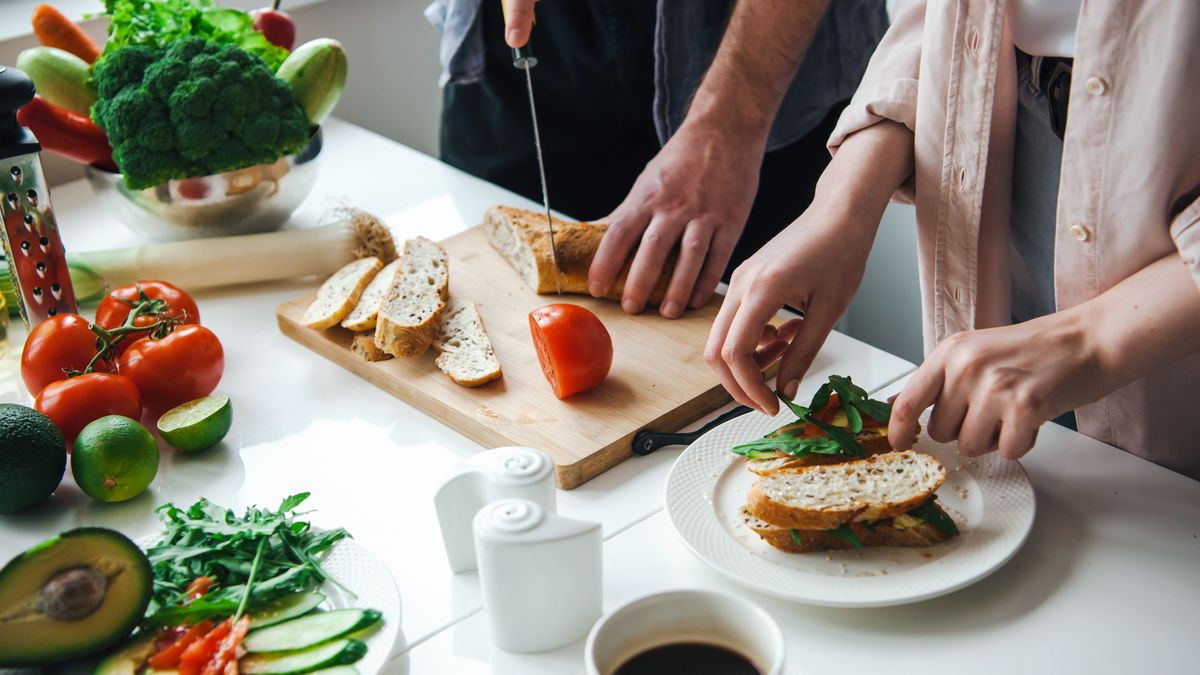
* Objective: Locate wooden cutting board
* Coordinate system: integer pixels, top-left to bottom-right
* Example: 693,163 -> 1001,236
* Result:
276,225 -> 739,489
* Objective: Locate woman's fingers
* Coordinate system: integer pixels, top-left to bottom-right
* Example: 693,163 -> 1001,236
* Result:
889,356 -> 945,450
774,306 -> 833,400
957,404 -> 1001,457
704,293 -> 756,409
998,412 -> 1039,460
720,294 -> 785,414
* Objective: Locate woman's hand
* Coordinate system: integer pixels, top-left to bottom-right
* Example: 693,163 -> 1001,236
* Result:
888,315 -> 1105,459
889,252 -> 1200,460
704,205 -> 876,415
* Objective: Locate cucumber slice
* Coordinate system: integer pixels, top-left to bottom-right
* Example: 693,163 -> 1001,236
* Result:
244,609 -> 382,653
240,639 -> 367,675
249,592 -> 326,630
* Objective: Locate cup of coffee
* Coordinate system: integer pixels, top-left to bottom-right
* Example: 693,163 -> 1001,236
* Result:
584,589 -> 785,675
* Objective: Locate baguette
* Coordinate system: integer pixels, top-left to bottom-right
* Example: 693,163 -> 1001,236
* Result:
374,237 -> 449,357
746,451 -> 946,531
740,505 -> 954,553
433,300 -> 502,387
302,257 -> 383,330
484,205 -> 674,306
351,332 -> 393,362
342,258 -> 404,331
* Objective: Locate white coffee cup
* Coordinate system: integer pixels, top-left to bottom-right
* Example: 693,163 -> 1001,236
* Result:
584,589 -> 785,675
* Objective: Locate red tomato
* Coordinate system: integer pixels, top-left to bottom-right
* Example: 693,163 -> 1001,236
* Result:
528,304 -> 613,399
179,620 -> 230,675
118,325 -> 224,412
96,281 -> 201,354
149,620 -> 213,670
34,372 -> 142,446
20,313 -> 111,396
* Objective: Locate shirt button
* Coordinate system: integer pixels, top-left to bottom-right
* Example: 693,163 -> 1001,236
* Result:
1085,76 -> 1109,96
1069,224 -> 1091,242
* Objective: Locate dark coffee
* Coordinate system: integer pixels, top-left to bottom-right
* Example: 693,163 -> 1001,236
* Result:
613,642 -> 760,675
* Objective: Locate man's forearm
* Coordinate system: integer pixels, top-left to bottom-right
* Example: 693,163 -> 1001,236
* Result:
686,0 -> 831,139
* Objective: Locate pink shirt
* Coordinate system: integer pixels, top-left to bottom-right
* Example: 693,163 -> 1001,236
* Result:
829,0 -> 1200,479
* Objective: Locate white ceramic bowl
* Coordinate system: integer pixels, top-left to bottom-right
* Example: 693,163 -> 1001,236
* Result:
584,589 -> 785,675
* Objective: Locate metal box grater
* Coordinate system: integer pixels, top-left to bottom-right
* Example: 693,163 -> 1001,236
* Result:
0,65 -> 78,326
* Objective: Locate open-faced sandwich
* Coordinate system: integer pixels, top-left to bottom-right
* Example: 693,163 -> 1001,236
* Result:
741,450 -> 960,553
731,375 -> 914,475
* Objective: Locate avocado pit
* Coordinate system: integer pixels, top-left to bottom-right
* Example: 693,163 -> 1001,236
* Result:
37,566 -> 108,620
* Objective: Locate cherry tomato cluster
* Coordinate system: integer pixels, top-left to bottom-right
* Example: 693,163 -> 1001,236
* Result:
21,281 -> 224,446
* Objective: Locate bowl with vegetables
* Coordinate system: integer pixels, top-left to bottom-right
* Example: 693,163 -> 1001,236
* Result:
17,0 -> 347,241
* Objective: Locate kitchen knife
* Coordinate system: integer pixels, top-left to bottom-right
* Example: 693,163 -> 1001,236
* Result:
0,66 -> 78,326
505,1 -> 562,293
632,405 -> 755,456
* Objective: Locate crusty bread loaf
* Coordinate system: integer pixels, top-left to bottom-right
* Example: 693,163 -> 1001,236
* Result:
746,424 -> 920,476
303,257 -> 383,330
741,506 -> 953,553
342,258 -> 404,331
351,332 -> 393,362
374,237 -> 449,357
432,300 -> 502,387
484,205 -> 675,306
746,451 -> 946,531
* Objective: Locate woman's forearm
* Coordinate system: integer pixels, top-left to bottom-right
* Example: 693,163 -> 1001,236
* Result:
1071,253 -> 1200,391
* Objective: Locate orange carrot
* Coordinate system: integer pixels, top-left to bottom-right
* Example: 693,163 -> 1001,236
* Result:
32,4 -> 100,64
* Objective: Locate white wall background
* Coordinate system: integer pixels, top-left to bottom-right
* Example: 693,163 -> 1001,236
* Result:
0,0 -> 924,364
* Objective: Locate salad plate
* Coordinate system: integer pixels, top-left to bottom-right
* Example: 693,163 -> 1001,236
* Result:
664,407 -> 1036,608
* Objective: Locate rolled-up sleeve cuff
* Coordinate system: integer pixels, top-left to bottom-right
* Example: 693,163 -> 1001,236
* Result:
826,78 -> 919,203
1170,197 -> 1200,292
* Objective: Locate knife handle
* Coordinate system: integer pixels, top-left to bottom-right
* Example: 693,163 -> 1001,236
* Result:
632,405 -> 755,456
502,0 -> 538,68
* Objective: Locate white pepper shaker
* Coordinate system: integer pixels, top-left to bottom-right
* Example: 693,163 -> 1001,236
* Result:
473,498 -> 602,653
434,446 -> 556,573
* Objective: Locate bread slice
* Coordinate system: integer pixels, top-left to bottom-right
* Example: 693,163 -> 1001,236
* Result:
745,424 -> 920,476
432,300 -> 502,387
374,237 -> 449,357
741,505 -> 954,553
351,332 -> 393,362
484,205 -> 675,306
303,257 -> 383,330
342,258 -> 404,331
746,451 -> 946,531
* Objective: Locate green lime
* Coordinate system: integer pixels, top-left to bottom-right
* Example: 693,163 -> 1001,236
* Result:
0,404 -> 66,513
156,394 -> 232,453
72,416 -> 159,503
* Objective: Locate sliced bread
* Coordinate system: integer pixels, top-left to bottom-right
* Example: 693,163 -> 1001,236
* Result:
746,451 -> 946,531
303,257 -> 383,330
740,506 -> 953,553
351,332 -> 393,362
432,300 -> 502,387
342,258 -> 405,331
374,237 -> 450,357
746,425 -> 919,476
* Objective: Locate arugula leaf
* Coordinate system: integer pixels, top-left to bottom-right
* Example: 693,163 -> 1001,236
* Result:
805,417 -> 868,458
789,530 -> 804,548
908,496 -> 960,536
843,403 -> 864,434
829,374 -> 892,424
778,394 -> 810,420
808,383 -> 833,414
824,523 -> 864,550
731,434 -> 856,459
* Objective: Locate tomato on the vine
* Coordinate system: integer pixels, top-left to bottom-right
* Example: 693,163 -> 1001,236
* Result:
34,372 -> 142,447
20,313 -> 111,397
117,325 -> 224,412
528,303 -> 613,399
96,281 -> 200,354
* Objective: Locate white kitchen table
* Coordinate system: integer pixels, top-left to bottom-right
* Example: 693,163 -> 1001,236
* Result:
0,119 -> 918,670
404,374 -> 1200,675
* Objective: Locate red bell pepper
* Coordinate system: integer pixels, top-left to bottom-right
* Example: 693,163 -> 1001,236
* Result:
15,96 -> 117,171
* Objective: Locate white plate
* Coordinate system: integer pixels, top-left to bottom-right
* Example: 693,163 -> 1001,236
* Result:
664,409 -> 1035,608
136,535 -> 401,673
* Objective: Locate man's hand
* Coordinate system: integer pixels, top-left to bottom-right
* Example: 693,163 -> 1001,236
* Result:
588,121 -> 764,317
502,0 -> 536,48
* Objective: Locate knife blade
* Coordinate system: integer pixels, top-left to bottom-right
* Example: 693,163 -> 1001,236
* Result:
507,5 -> 562,294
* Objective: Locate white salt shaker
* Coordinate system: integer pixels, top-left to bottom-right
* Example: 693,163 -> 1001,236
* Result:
434,446 -> 557,573
473,498 -> 603,653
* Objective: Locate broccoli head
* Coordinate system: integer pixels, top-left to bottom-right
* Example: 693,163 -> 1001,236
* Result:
91,37 -> 311,190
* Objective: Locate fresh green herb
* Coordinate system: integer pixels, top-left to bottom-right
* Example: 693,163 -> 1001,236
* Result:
828,375 -> 891,425
731,433 -> 856,459
908,496 -> 960,536
789,530 -> 804,548
142,493 -> 350,628
804,416 -> 868,458
735,376 -> 891,461
863,520 -> 877,533
808,383 -> 833,413
824,523 -> 864,550
97,0 -> 289,71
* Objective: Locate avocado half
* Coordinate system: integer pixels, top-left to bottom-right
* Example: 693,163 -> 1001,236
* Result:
0,527 -> 152,666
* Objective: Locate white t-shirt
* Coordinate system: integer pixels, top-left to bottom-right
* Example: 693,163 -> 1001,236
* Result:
1009,0 -> 1082,57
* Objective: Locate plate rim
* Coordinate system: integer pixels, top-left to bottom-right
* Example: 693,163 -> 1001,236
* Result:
663,410 -> 1036,608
